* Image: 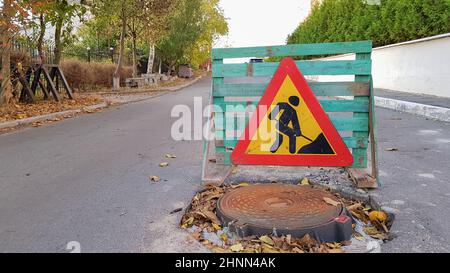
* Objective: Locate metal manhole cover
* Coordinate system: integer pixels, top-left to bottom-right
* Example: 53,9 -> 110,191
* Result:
216,184 -> 352,242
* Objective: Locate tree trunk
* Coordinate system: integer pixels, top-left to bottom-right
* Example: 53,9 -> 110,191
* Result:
131,33 -> 137,78
37,13 -> 46,64
53,16 -> 64,64
0,0 -> 13,105
146,43 -> 155,74
113,9 -> 127,91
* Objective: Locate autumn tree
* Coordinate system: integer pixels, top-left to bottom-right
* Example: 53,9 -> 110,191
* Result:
0,0 -> 49,105
158,0 -> 228,73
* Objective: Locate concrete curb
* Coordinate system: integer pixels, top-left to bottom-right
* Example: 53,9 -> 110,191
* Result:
375,96 -> 450,122
98,75 -> 203,96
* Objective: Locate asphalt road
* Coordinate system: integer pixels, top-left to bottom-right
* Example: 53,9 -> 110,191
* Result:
1,77 -> 449,253
0,79 -> 210,253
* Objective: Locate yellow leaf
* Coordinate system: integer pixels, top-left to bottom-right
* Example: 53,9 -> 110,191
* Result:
368,211 -> 387,223
149,176 -> 161,182
326,242 -> 342,249
232,182 -> 249,188
182,216 -> 194,228
323,197 -> 340,207
299,177 -> 310,186
165,154 -> 177,159
230,243 -> 243,252
219,233 -> 228,242
212,223 -> 222,231
259,235 -> 274,246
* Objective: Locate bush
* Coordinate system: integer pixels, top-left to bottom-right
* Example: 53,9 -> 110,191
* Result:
288,0 -> 450,47
60,59 -> 133,91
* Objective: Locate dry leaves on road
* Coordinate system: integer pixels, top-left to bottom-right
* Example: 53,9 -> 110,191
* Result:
0,95 -> 104,123
159,162 -> 169,167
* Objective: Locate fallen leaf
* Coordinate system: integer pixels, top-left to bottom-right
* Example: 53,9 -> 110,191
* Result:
231,182 -> 249,188
150,176 -> 161,182
219,233 -> 228,242
212,223 -> 222,231
181,216 -> 194,229
261,244 -> 279,253
159,162 -> 169,167
230,243 -> 243,252
323,197 -> 340,207
259,235 -> 274,246
165,153 -> 177,159
202,210 -> 221,225
299,177 -> 310,186
326,242 -> 342,249
170,208 -> 183,214
368,211 -> 388,223
292,247 -> 305,253
386,148 -> 398,152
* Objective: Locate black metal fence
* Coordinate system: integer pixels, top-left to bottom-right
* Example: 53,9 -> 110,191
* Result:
10,39 -> 135,65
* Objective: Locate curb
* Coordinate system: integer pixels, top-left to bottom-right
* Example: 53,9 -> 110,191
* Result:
97,76 -> 203,96
375,96 -> 450,122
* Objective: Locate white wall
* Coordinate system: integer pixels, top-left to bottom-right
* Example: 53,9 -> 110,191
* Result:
310,33 -> 450,98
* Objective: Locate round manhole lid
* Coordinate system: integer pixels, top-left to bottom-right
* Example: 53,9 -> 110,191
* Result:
216,184 -> 352,242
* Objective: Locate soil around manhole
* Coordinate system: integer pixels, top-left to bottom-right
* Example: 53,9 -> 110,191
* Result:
180,182 -> 395,253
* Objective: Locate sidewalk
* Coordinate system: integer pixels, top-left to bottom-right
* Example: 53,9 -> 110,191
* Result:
374,89 -> 450,122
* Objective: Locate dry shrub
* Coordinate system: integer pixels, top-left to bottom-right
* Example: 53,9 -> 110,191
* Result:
60,59 -> 133,91
11,51 -> 32,66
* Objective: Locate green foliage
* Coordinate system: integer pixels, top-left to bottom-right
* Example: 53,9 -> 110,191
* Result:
288,0 -> 450,47
157,0 -> 228,70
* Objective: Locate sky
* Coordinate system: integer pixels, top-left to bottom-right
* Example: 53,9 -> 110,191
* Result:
216,0 -> 311,48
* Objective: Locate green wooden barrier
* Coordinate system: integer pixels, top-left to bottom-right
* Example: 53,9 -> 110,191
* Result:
205,41 -> 378,180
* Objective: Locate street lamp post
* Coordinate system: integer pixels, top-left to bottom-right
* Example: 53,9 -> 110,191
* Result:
109,47 -> 114,63
87,47 -> 91,63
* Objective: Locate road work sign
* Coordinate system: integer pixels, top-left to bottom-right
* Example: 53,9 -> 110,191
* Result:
231,58 -> 353,167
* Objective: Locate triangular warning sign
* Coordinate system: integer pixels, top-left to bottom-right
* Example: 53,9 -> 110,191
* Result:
231,57 -> 353,167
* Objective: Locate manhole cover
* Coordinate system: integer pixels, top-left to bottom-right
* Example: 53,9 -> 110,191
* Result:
216,184 -> 352,242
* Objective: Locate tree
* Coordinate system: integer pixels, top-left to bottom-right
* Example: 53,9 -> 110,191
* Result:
287,0 -> 450,48
158,0 -> 228,73
1,0 -> 49,105
46,0 -> 87,64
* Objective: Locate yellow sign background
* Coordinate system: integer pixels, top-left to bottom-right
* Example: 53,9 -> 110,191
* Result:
246,76 -> 335,155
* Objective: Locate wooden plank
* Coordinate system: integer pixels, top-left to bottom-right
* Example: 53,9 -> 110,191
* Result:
213,82 -> 370,97
213,99 -> 369,113
368,76 -> 379,181
348,168 -> 378,189
31,67 -> 50,99
215,116 -> 369,132
221,136 -> 368,149
56,67 -> 74,99
212,58 -> 225,164
353,52 -> 371,170
41,66 -> 61,102
16,72 -> 36,103
351,148 -> 368,169
213,60 -> 372,77
212,41 -> 373,59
